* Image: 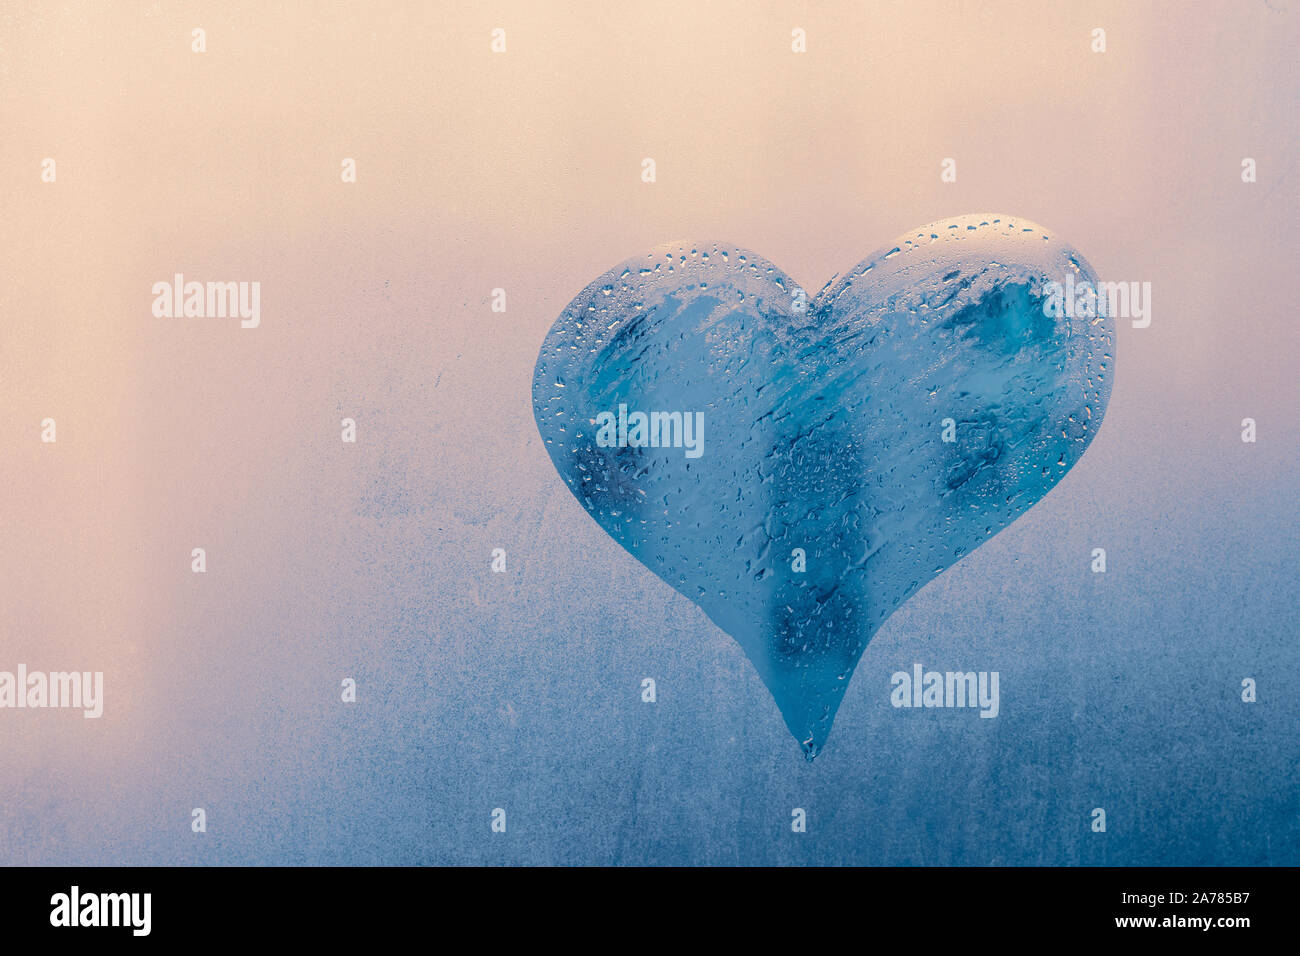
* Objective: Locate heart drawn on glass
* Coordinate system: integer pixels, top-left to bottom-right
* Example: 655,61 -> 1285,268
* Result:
533,215 -> 1114,759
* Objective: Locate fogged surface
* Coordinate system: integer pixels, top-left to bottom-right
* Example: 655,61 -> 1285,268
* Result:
3,0 -> 1295,867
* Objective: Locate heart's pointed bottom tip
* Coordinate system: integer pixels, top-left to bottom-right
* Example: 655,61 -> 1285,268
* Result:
780,686 -> 840,762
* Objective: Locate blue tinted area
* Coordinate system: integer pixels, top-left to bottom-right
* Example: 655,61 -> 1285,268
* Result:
534,217 -> 1114,758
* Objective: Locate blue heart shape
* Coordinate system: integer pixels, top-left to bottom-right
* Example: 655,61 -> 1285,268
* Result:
533,215 -> 1113,759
